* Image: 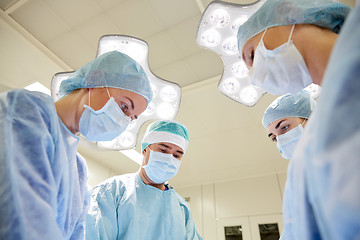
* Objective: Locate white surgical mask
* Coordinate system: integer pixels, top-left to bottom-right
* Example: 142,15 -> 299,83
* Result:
79,88 -> 131,141
276,120 -> 306,159
249,25 -> 312,95
143,150 -> 181,184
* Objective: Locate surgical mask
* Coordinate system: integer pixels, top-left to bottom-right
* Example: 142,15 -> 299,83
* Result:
143,150 -> 181,184
79,88 -> 131,142
249,25 -> 312,95
276,121 -> 305,159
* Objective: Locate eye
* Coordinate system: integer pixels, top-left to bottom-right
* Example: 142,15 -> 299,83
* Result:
159,148 -> 167,153
250,50 -> 254,62
173,154 -> 180,159
281,125 -> 289,132
271,136 -> 277,142
120,103 -> 128,113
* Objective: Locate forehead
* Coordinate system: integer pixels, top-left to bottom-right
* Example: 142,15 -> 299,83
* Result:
110,88 -> 147,106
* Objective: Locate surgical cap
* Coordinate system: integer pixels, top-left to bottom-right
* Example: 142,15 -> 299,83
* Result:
262,90 -> 316,128
237,0 -> 351,54
141,120 -> 189,153
59,51 -> 153,104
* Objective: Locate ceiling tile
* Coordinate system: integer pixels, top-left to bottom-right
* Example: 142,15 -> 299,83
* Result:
175,95 -> 210,140
0,53 -> 32,88
145,31 -> 183,69
93,0 -> 126,11
43,0 -> 102,29
167,15 -> 203,58
0,0 -> 18,11
147,0 -> 201,28
10,0 -> 70,43
152,60 -> 198,87
106,0 -> 164,39
75,14 -> 120,50
47,32 -> 95,70
180,81 -> 254,134
186,50 -> 223,82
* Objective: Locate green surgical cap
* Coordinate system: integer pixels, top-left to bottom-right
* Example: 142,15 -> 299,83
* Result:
262,90 -> 316,128
237,0 -> 351,55
59,51 -> 153,104
141,120 -> 189,153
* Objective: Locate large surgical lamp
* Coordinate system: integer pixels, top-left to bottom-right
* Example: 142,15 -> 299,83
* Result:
196,0 -> 321,106
51,35 -> 181,150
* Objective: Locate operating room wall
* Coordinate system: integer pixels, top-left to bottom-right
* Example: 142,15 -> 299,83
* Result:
175,172 -> 287,240
86,156 -> 121,187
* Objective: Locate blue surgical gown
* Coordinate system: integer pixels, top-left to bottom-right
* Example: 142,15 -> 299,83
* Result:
86,173 -> 203,240
281,5 -> 360,240
0,89 -> 89,239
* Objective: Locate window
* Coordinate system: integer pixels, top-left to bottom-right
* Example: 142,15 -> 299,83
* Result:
258,223 -> 280,240
224,226 -> 243,240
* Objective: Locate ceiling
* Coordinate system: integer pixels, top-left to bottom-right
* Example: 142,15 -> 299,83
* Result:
0,0 -> 355,188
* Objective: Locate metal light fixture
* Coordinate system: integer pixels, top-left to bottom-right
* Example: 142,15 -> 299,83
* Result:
51,35 -> 181,150
196,0 -> 321,106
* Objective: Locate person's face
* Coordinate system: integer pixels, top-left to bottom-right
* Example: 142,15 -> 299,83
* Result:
142,142 -> 184,166
89,87 -> 147,120
242,25 -> 295,69
266,117 -> 306,142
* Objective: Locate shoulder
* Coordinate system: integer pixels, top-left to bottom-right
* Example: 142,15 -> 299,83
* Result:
92,173 -> 137,193
1,89 -> 56,119
174,191 -> 190,207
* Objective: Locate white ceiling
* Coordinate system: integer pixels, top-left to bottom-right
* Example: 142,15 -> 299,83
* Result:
0,0 -> 355,188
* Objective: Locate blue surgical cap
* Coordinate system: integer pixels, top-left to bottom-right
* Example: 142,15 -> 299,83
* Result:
59,51 -> 153,104
141,120 -> 189,153
262,90 -> 316,128
237,0 -> 351,54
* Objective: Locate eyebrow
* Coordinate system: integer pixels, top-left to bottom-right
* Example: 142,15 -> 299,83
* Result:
125,97 -> 137,119
159,143 -> 184,155
267,120 -> 285,138
125,97 -> 135,110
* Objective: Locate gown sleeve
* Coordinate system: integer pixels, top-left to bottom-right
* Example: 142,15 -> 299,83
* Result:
0,89 -> 64,239
69,153 -> 91,240
178,195 -> 203,240
86,179 -> 120,240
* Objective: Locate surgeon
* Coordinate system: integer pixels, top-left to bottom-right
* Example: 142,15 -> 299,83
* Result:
86,120 -> 203,240
238,0 -> 351,95
262,91 -> 316,239
238,0 -> 360,239
0,50 -> 152,239
263,91 -> 315,160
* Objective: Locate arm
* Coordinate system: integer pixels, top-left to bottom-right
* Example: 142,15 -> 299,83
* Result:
179,198 -> 203,240
69,153 -> 91,240
0,90 -> 63,239
86,180 -> 119,240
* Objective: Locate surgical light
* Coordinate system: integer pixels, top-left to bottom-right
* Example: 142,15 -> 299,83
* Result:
209,9 -> 230,27
231,61 -> 248,79
304,83 -> 321,100
197,0 -> 266,106
51,35 -> 181,150
201,29 -> 221,48
222,36 -> 238,55
157,103 -> 176,120
222,78 -> 240,94
197,0 -> 321,106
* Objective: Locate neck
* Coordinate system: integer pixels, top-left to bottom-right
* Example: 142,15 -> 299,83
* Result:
138,168 -> 165,191
55,89 -> 88,134
293,24 -> 338,85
